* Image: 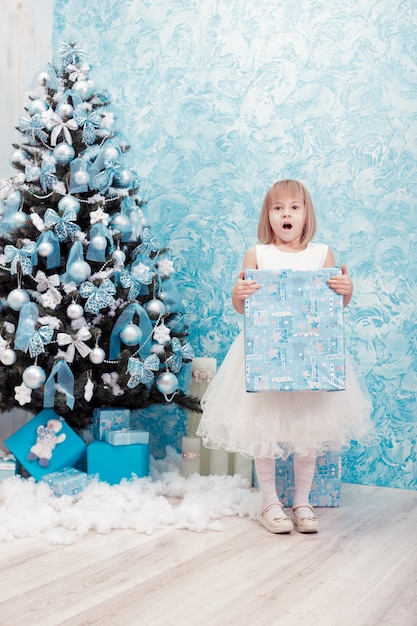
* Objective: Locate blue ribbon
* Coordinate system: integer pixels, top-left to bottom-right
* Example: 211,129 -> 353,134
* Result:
165,338 -> 194,374
120,197 -> 140,242
94,158 -> 120,194
32,231 -> 61,269
44,207 -> 81,242
25,165 -> 41,182
61,240 -> 85,284
27,325 -> 54,358
55,89 -> 83,116
79,278 -> 116,314
4,242 -> 36,275
119,270 -> 146,300
86,223 -> 114,262
43,63 -> 59,90
160,278 -> 183,314
14,302 -> 38,352
73,108 -> 101,145
0,190 -> 22,235
39,158 -> 58,192
18,114 -> 48,145
69,157 -> 91,193
109,302 -> 153,360
43,360 -> 75,410
127,353 -> 160,388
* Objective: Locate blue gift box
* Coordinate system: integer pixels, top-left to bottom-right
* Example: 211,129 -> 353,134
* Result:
87,440 -> 150,485
41,466 -> 90,497
0,455 -> 16,482
93,407 -> 130,441
105,428 -> 150,446
4,409 -> 87,482
244,269 -> 345,392
254,452 -> 342,507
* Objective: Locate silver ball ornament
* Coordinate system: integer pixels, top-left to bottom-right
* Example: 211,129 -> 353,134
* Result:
115,168 -> 135,187
28,99 -> 49,115
120,323 -> 142,346
58,103 -> 74,120
89,346 -> 106,364
145,299 -> 166,316
7,288 -> 30,311
111,249 -> 126,265
58,195 -> 80,213
156,372 -> 179,394
72,80 -> 94,100
37,71 -> 50,86
0,348 -> 17,366
22,365 -> 46,389
68,260 -> 91,283
102,145 -> 120,162
53,142 -> 75,164
66,302 -> 84,320
90,235 -> 107,251
37,240 -> 54,257
72,169 -> 90,186
13,212 -> 28,229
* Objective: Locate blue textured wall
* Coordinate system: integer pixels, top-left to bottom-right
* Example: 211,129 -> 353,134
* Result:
53,0 -> 417,490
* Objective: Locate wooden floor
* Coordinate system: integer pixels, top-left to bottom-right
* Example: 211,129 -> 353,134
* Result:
1,482 -> 416,626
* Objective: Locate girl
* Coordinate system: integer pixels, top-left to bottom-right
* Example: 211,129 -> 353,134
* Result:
197,179 -> 374,534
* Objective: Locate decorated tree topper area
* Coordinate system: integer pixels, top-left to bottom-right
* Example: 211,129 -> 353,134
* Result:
0,42 -> 199,430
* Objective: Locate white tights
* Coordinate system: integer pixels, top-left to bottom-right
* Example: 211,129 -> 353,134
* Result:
255,454 -> 316,518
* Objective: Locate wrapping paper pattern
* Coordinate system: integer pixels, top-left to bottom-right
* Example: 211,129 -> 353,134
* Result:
244,269 -> 345,392
53,0 -> 417,490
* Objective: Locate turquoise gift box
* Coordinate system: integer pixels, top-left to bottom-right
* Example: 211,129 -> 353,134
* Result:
254,452 -> 342,507
93,407 -> 130,441
4,409 -> 87,481
105,428 -> 150,446
244,268 -> 345,392
42,466 -> 90,497
87,440 -> 150,485
0,455 -> 16,482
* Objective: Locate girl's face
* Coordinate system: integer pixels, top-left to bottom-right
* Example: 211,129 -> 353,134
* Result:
268,192 -> 306,249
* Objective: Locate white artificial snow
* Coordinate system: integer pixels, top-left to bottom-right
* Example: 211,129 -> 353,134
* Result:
0,448 -> 260,544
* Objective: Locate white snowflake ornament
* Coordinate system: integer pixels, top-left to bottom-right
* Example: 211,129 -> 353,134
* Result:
153,322 -> 171,345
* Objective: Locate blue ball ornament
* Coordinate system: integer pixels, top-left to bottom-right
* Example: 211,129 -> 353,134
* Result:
110,213 -> 132,235
115,168 -> 135,187
145,299 -> 166,317
156,372 -> 179,395
10,149 -> 29,166
13,211 -> 28,229
68,260 -> 91,283
53,143 -> 75,164
58,195 -> 80,214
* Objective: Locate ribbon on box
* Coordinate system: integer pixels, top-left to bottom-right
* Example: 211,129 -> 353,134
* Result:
43,359 -> 75,410
57,327 -> 92,362
109,302 -> 153,360
4,241 -> 36,275
79,278 -> 116,314
32,231 -> 61,268
86,222 -> 114,262
127,353 -> 160,388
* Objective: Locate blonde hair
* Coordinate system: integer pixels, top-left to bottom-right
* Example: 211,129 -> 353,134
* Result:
257,179 -> 317,245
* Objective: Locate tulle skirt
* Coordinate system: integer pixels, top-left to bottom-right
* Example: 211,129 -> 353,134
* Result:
197,332 -> 375,459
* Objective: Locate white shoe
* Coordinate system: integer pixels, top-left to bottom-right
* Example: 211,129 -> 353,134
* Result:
292,504 -> 319,533
258,503 -> 293,534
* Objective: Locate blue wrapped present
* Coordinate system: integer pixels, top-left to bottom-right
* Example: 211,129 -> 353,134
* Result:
105,428 -> 149,446
244,268 -> 345,392
5,409 -> 86,481
93,407 -> 130,441
87,440 -> 150,485
254,452 -> 342,507
0,454 -> 16,482
41,466 -> 89,497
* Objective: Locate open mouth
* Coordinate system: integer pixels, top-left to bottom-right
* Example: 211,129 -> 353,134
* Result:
283,223 -> 292,230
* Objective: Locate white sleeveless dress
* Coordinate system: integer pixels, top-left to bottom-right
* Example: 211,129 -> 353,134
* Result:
197,243 -> 374,459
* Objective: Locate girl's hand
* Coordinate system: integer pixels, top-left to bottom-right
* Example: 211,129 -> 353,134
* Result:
327,264 -> 353,306
232,270 -> 261,313
233,270 -> 261,301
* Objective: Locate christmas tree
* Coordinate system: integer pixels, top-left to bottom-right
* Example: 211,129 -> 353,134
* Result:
0,42 -> 199,431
